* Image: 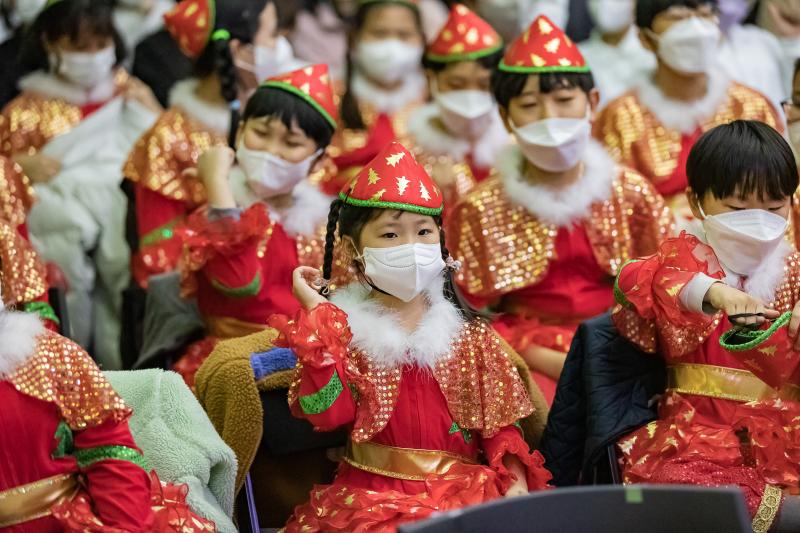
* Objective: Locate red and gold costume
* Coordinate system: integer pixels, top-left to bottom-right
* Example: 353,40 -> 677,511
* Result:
0,310 -> 215,531
403,4 -> 507,204
173,64 -> 340,387
0,155 -> 35,238
613,233 -> 800,532
269,142 -> 551,531
450,17 -> 675,401
594,70 -> 783,215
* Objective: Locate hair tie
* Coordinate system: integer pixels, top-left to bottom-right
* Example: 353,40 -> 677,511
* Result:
229,99 -> 241,111
445,256 -> 461,272
313,277 -> 331,296
211,29 -> 231,41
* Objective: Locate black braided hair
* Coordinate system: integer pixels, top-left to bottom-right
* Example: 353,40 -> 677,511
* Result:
320,198 -> 344,291
438,223 -> 484,321
210,36 -> 241,147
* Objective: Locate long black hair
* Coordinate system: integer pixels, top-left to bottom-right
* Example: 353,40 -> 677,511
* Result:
320,199 -> 483,321
194,0 -> 270,146
20,0 -> 126,75
340,1 -> 424,130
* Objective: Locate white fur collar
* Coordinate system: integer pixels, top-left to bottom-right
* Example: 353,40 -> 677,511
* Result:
330,276 -> 465,369
229,168 -> 333,237
498,140 -> 617,227
634,67 -> 731,134
18,70 -> 116,106
0,311 -> 46,378
352,70 -> 427,114
686,221 -> 793,303
168,78 -> 231,134
407,103 -> 511,169
266,180 -> 332,237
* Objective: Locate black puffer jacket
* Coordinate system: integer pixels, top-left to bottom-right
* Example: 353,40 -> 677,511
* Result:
539,313 -> 666,486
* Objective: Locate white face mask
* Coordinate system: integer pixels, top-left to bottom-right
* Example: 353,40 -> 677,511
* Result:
655,17 -> 721,74
359,242 -> 445,302
511,108 -> 591,172
237,141 -> 320,198
354,39 -> 423,85
433,85 -> 497,140
700,205 -> 788,276
52,46 -> 116,90
16,0 -> 47,24
253,36 -> 296,82
587,0 -> 635,34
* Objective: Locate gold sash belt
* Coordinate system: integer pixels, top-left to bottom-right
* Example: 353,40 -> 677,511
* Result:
343,441 -> 477,481
0,473 -> 80,527
667,363 -> 800,403
205,315 -> 268,339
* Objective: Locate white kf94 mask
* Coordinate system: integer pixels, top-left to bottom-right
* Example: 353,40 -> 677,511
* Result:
359,242 -> 445,302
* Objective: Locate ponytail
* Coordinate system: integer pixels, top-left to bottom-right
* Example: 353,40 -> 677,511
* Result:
320,198 -> 344,295
207,30 -> 241,147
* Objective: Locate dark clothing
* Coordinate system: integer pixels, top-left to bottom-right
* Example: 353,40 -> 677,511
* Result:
131,29 -> 193,107
0,30 -> 23,108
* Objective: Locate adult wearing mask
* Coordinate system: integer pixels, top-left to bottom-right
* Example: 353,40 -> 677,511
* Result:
579,0 -> 656,107
405,4 -> 509,206
718,0 -> 786,110
449,15 -> 674,403
595,0 -> 782,222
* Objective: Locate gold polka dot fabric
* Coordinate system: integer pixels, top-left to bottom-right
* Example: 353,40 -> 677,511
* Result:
449,169 -> 674,300
0,156 -> 35,229
0,219 -> 47,307
0,94 -> 82,156
123,106 -> 226,206
10,332 -> 130,430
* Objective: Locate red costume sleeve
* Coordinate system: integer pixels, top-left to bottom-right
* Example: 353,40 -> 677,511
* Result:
72,418 -> 154,531
269,303 -> 358,431
178,203 -> 270,298
481,425 -> 552,493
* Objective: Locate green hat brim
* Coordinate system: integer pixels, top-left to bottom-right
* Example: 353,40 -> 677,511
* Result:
261,80 -> 338,129
339,192 -> 443,216
497,60 -> 591,74
425,43 -> 504,64
719,311 -> 792,352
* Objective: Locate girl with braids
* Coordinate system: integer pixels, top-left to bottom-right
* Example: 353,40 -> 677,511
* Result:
268,141 -> 552,533
319,0 -> 427,195
0,0 -> 163,367
123,0 -> 289,289
171,64 -> 341,387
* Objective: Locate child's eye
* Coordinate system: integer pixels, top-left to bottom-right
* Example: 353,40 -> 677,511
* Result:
556,97 -> 574,103
418,229 -> 433,236
380,232 -> 397,239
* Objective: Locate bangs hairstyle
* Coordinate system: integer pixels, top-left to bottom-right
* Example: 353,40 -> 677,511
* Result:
320,200 -> 483,321
687,120 -> 798,202
242,86 -> 335,149
422,47 -> 505,73
491,69 -> 595,109
20,0 -> 126,74
635,0 -> 718,29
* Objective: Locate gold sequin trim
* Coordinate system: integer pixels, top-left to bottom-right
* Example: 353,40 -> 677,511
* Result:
752,484 -> 782,533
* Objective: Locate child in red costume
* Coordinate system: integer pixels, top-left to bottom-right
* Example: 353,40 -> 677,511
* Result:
173,64 -> 340,386
449,15 -> 674,402
269,141 -> 552,532
0,289 -> 215,531
614,121 -> 800,532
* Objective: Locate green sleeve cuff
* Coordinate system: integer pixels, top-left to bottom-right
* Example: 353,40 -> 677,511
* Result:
299,371 -> 344,415
210,272 -> 262,298
140,217 -> 181,247
22,301 -> 60,325
613,259 -> 641,309
74,445 -> 147,471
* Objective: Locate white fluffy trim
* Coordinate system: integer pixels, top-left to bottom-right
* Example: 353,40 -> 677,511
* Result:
18,70 -> 116,106
635,67 -> 730,134
330,276 -> 465,369
168,78 -> 231,135
498,140 -> 617,227
0,311 -> 46,378
406,103 -> 510,169
270,180 -> 333,238
351,70 -> 426,114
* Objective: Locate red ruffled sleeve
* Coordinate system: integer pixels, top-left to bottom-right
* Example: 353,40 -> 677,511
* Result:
481,425 -> 553,494
177,203 -> 271,298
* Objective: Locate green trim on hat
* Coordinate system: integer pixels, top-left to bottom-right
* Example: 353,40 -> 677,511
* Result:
339,192 -> 444,216
262,80 -> 338,129
498,60 -> 591,74
719,311 -> 792,352
613,259 -> 641,309
425,42 -> 504,64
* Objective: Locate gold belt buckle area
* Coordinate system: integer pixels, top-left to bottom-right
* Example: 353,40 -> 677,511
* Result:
667,363 -> 800,403
343,441 -> 477,481
0,473 -> 80,527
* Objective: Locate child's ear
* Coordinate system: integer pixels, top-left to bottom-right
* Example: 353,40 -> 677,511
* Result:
311,151 -> 331,174
638,27 -> 656,53
588,88 -> 600,119
686,187 -> 704,220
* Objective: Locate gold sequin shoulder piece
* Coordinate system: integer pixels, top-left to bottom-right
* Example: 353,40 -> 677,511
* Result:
123,106 -> 225,206
9,331 -> 130,430
0,219 -> 47,307
0,155 -> 35,229
0,93 -> 82,156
